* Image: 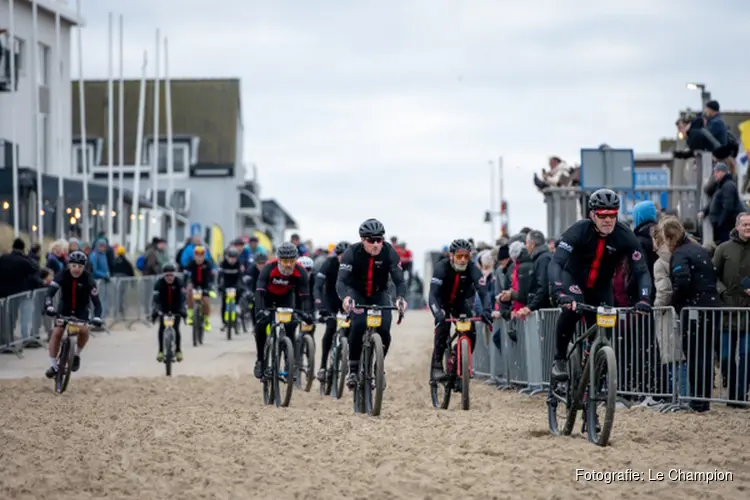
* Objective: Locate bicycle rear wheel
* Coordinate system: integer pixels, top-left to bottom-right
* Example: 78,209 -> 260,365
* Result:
262,337 -> 274,405
333,335 -> 348,400
55,338 -> 70,394
300,334 -> 315,393
164,328 -> 174,377
430,348 -> 452,409
547,343 -> 580,436
366,333 -> 385,417
278,336 -> 295,407
586,346 -> 617,446
459,337 -> 471,410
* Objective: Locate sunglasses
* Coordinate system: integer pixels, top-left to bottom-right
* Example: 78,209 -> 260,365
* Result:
453,252 -> 470,261
595,211 -> 618,220
365,237 -> 383,244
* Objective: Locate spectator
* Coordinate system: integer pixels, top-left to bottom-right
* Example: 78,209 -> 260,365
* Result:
660,216 -> 720,412
632,201 -> 659,301
179,234 -> 214,269
652,228 -> 673,307
499,241 -> 533,320
490,244 -> 511,351
29,243 -> 41,266
112,245 -> 135,277
534,156 -> 574,191
90,238 -> 111,281
175,237 -> 191,271
712,212 -> 750,407
45,239 -> 68,275
290,233 -> 309,256
144,237 -> 166,276
96,231 -> 116,271
702,162 -> 743,244
68,238 -> 80,253
397,242 -> 414,288
681,217 -> 700,242
474,250 -> 496,316
546,238 -> 556,253
516,230 -> 551,317
247,235 -> 268,264
0,239 -> 42,349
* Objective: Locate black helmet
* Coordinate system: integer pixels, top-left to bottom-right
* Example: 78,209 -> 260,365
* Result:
255,253 -> 268,264
449,239 -> 472,253
276,242 -> 298,260
68,250 -> 87,265
588,189 -> 620,211
359,218 -> 385,238
162,263 -> 176,273
226,247 -> 239,258
334,241 -> 350,255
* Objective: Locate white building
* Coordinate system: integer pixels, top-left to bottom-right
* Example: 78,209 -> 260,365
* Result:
0,0 -> 80,175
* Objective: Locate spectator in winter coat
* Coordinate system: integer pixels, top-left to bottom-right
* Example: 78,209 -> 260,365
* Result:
632,201 -> 659,301
516,230 -> 551,317
703,163 -> 743,244
661,216 -> 720,412
498,242 -> 534,319
45,239 -> 68,275
651,229 -> 673,307
112,246 -> 135,277
712,212 -> 750,406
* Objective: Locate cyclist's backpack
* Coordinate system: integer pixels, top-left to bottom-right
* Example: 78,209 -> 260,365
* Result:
136,254 -> 146,272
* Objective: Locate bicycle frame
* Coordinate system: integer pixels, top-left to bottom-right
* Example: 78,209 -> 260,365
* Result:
567,304 -> 617,402
445,315 -> 481,378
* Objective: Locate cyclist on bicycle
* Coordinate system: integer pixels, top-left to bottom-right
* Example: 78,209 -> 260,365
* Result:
549,188 -> 653,380
43,251 -> 103,379
297,256 -> 315,298
150,263 -> 187,362
314,240 -> 350,382
243,252 -> 268,328
184,245 -> 214,331
253,242 -> 314,379
218,247 -> 243,330
428,238 -> 493,381
336,219 -> 407,390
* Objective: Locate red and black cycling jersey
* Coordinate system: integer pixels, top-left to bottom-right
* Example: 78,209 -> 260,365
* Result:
184,259 -> 213,289
428,258 -> 490,313
45,268 -> 103,318
152,275 -> 185,314
254,260 -> 311,312
314,256 -> 342,312
336,242 -> 407,299
549,219 -> 652,301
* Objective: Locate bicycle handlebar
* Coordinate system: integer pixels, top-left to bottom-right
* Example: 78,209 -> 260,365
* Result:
353,304 -> 404,325
569,303 -> 639,314
445,316 -> 483,323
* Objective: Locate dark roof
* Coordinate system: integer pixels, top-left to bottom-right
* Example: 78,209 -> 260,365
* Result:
71,78 -> 241,165
262,199 -> 297,229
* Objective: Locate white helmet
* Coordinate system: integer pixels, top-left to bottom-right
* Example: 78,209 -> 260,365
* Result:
297,256 -> 314,270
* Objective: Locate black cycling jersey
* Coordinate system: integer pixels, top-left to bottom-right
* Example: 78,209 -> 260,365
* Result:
549,219 -> 652,302
218,259 -> 242,289
152,276 -> 186,314
254,260 -> 311,312
336,242 -> 407,300
428,259 -> 490,313
46,269 -> 103,318
246,265 -> 261,295
184,259 -> 214,289
314,256 -> 342,312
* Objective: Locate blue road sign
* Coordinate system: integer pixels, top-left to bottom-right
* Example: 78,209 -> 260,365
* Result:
190,222 -> 202,237
621,168 -> 670,216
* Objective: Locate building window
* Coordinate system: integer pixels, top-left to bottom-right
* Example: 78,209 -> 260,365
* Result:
37,42 -> 49,86
146,142 -> 188,174
72,143 -> 95,175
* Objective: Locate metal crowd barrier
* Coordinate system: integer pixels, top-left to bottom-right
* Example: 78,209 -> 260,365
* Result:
473,306 -> 750,411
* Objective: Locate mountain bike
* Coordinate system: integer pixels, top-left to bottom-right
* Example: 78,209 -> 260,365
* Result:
547,303 -> 622,447
51,316 -> 93,394
430,314 -> 482,411
294,321 -> 316,392
191,288 -> 204,347
223,287 -> 239,340
261,307 -> 298,408
158,313 -> 178,376
238,289 -> 251,333
320,313 -> 350,399
352,304 -> 404,417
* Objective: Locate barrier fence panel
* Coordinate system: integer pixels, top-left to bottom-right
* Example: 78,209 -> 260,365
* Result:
680,307 -> 750,408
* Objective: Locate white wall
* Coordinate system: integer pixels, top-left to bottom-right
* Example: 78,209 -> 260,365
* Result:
0,0 -> 75,177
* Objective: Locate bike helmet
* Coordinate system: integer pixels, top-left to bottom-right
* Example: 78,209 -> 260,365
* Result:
226,247 -> 239,258
297,256 -> 314,270
276,242 -> 298,260
255,253 -> 268,264
359,218 -> 385,238
588,188 -> 620,212
194,245 -> 206,255
449,238 -> 472,253
68,250 -> 88,265
334,241 -> 350,255
162,263 -> 176,273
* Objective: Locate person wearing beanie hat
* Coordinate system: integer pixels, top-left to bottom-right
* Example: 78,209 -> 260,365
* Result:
632,201 -> 659,302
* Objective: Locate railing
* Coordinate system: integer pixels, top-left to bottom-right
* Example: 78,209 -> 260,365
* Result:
474,306 -> 750,410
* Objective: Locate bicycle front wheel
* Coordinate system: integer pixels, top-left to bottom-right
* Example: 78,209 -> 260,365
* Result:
586,346 -> 617,447
164,329 -> 174,377
366,334 -> 385,417
278,336 -> 295,408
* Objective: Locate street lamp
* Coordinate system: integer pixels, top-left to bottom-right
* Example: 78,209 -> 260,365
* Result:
686,82 -> 711,108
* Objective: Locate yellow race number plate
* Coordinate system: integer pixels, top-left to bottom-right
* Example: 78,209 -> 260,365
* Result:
455,320 -> 472,332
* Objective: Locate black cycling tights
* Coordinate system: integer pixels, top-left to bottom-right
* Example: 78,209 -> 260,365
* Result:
320,317 -> 337,367
158,319 -> 182,352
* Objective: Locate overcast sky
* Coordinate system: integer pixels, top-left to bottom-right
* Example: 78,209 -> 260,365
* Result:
73,0 -> 748,268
